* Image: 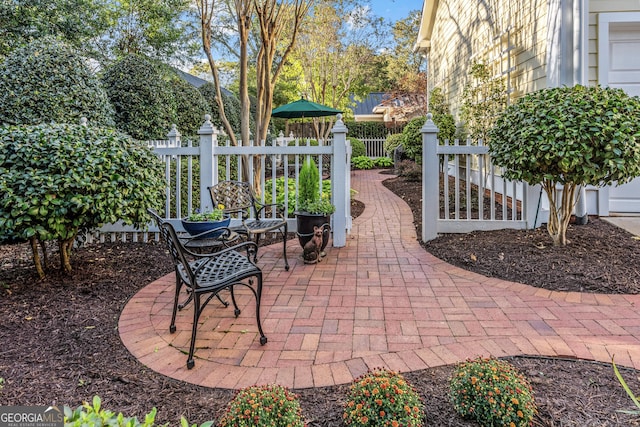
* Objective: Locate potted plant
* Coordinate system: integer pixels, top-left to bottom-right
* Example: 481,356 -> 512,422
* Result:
181,204 -> 230,239
295,157 -> 335,256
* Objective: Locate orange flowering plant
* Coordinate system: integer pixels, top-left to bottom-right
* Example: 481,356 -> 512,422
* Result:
218,384 -> 305,427
450,357 -> 537,427
343,368 -> 425,426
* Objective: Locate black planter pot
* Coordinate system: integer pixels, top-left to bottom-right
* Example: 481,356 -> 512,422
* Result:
295,212 -> 331,251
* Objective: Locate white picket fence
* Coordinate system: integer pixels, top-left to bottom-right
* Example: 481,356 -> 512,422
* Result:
420,114 -> 542,241
93,115 -> 352,246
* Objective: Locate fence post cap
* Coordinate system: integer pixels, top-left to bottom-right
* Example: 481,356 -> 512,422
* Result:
421,113 -> 439,133
198,114 -> 216,134
331,113 -> 348,133
167,124 -> 181,138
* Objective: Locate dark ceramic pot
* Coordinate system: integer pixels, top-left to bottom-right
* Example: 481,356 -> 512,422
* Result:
295,212 -> 331,250
181,216 -> 230,239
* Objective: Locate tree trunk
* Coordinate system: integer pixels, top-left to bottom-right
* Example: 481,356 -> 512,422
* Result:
29,236 -> 45,279
543,180 -> 577,246
59,236 -> 75,274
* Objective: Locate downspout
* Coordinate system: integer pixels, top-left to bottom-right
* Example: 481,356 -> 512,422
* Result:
573,0 -> 589,225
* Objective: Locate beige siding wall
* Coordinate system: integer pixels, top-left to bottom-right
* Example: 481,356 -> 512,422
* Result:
428,0 -> 549,120
588,0 -> 640,86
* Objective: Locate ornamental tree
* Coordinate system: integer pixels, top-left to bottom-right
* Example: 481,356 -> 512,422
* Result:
489,85 -> 640,246
0,124 -> 164,278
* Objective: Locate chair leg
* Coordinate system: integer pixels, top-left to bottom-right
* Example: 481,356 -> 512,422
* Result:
186,292 -> 201,370
254,273 -> 267,345
282,224 -> 289,271
229,286 -> 241,317
170,273 -> 182,333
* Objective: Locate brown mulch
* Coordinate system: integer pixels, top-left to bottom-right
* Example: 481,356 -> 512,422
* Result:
1,180 -> 640,426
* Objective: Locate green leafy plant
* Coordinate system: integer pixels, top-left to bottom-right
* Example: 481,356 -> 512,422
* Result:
383,133 -> 404,157
373,157 -> 394,168
0,37 -> 114,127
0,123 -> 164,278
401,116 -> 426,163
450,357 -> 536,427
612,356 -> 640,415
489,84 -> 640,246
343,368 -> 425,427
218,384 -> 305,427
349,137 -> 366,158
64,395 -> 162,427
297,157 -> 334,214
185,205 -> 226,221
352,156 -> 375,170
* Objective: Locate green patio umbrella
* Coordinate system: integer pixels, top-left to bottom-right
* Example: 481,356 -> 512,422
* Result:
271,98 -> 342,119
272,98 -> 342,138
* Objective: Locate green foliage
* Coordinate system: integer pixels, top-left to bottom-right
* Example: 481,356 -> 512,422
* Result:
352,156 -> 375,170
612,356 -> 640,415
264,177 -> 332,216
383,133 -> 404,157
344,121 -> 391,139
450,357 -> 537,427
198,82 -> 242,134
373,157 -> 393,168
401,116 -> 426,162
299,157 -> 320,206
349,137 -> 366,157
102,54 -> 176,140
489,85 -> 640,187
0,0 -> 110,60
64,395 -> 162,427
0,123 -> 164,274
185,206 -> 225,221
0,37 -> 114,127
218,384 -> 304,427
168,76 -> 211,138
433,113 -> 456,143
460,62 -> 507,143
489,85 -> 640,245
343,368 -> 425,427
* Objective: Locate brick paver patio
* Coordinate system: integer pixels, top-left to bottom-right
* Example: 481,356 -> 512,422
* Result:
119,169 -> 640,390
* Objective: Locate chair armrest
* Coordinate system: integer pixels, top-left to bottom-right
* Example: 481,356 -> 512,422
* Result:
189,240 -> 259,261
254,202 -> 287,219
180,226 -> 234,241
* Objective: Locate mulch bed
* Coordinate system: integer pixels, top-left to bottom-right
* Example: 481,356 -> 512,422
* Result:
1,176 -> 640,426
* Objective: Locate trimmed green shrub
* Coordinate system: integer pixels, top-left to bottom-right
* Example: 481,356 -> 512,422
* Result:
0,123 -> 164,277
0,37 -> 114,126
198,82 -> 241,134
102,54 -> 176,140
218,384 -> 304,427
401,116 -> 426,162
433,112 -> 456,143
352,156 -> 374,170
489,84 -> 640,246
383,133 -> 403,157
450,357 -> 537,427
349,137 -> 366,157
168,75 -> 211,138
344,368 -> 425,426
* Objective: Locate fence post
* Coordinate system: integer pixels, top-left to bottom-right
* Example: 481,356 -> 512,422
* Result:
331,114 -> 348,247
167,124 -> 181,147
421,113 -> 440,242
198,115 -> 218,212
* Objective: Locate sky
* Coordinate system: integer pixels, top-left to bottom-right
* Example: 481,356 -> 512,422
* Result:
369,0 -> 423,23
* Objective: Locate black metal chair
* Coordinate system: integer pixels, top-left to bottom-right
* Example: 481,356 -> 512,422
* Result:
209,181 -> 289,271
148,209 -> 267,369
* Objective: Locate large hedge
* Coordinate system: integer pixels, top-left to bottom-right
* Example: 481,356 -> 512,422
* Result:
168,76 -> 211,137
198,82 -> 242,135
102,55 -> 176,140
0,37 -> 114,126
0,123 -> 164,277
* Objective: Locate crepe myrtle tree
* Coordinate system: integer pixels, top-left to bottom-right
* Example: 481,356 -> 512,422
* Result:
0,123 -> 164,278
488,85 -> 640,246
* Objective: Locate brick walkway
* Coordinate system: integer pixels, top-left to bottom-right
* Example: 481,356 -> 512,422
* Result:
119,169 -> 640,390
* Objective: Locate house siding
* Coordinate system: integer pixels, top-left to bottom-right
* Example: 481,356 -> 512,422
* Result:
427,0 -> 549,119
588,0 -> 640,87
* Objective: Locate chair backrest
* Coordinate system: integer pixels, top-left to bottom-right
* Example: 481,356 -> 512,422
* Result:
148,208 -> 197,288
209,181 -> 256,217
